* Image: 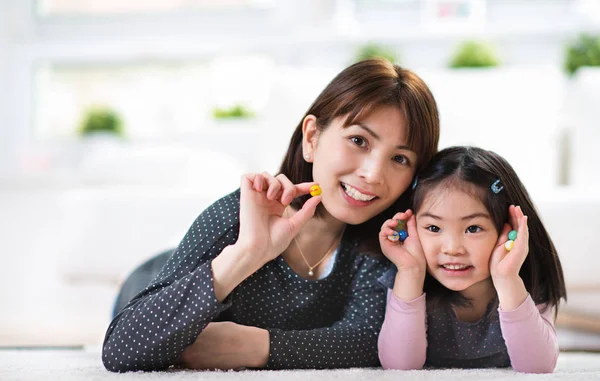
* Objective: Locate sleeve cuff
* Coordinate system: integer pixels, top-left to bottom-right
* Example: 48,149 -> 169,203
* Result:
386,290 -> 426,313
498,293 -> 535,322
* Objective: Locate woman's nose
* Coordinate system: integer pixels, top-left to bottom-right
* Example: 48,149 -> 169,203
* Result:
356,156 -> 385,185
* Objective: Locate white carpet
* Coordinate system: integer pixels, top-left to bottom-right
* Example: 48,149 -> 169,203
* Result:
1,349 -> 599,381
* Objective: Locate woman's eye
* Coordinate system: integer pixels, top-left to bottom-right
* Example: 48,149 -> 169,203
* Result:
350,136 -> 366,147
427,225 -> 440,233
466,226 -> 481,233
393,155 -> 408,165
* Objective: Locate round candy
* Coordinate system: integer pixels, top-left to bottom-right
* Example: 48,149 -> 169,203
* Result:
508,230 -> 518,241
399,230 -> 408,242
387,231 -> 400,242
505,240 -> 515,251
309,185 -> 322,197
394,220 -> 406,232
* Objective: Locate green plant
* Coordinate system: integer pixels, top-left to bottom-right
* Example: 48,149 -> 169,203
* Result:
449,40 -> 499,69
79,107 -> 124,137
355,42 -> 398,64
212,104 -> 256,119
564,34 -> 600,76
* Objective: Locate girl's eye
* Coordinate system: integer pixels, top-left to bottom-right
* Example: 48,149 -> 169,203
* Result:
393,155 -> 408,165
466,226 -> 481,233
350,136 -> 366,147
427,225 -> 440,233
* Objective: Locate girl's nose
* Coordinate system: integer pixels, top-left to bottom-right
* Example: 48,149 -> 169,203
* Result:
442,235 -> 465,256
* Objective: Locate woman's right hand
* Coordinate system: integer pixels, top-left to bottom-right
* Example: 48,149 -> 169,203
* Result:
235,172 -> 322,266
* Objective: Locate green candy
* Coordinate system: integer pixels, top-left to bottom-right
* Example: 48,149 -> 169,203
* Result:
394,220 -> 406,232
508,230 -> 518,241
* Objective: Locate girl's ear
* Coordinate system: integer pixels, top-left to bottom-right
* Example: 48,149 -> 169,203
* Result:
301,114 -> 319,163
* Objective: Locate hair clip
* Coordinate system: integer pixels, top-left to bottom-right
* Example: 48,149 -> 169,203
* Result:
411,176 -> 418,190
491,179 -> 504,194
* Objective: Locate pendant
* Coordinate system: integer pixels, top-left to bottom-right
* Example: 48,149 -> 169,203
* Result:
308,269 -> 314,276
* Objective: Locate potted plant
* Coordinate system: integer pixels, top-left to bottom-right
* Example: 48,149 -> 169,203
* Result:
212,104 -> 256,120
449,40 -> 499,68
564,33 -> 600,76
354,42 -> 398,64
78,106 -> 124,138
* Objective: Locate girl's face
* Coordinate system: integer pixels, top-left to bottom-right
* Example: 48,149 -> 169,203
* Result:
416,186 -> 499,298
303,105 -> 417,225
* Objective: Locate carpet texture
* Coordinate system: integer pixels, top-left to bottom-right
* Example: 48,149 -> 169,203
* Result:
1,349 -> 599,381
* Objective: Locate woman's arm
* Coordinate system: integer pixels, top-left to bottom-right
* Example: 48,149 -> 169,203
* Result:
499,295 -> 559,374
264,256 -> 390,369
102,192 -> 244,373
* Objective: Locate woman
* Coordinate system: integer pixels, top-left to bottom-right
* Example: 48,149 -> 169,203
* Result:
102,59 -> 440,372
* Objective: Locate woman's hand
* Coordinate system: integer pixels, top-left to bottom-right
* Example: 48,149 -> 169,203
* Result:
379,210 -> 427,301
235,172 -> 322,266
177,322 -> 269,370
489,205 -> 529,310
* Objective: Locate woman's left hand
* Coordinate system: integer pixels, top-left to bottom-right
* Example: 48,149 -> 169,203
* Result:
177,322 -> 269,370
489,205 -> 529,283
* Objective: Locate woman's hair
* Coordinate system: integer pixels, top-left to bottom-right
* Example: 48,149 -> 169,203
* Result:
278,59 -> 440,252
413,146 -> 567,314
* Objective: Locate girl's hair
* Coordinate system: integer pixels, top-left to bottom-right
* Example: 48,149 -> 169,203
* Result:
413,146 -> 567,314
278,59 -> 440,252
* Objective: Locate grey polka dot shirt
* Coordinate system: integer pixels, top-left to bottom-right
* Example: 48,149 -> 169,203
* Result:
102,190 -> 392,372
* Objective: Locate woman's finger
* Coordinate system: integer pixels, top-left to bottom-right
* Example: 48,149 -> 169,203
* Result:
288,195 -> 322,235
261,171 -> 282,200
275,174 -> 296,205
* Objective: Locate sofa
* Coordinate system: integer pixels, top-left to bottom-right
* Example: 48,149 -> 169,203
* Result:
1,65 -> 599,347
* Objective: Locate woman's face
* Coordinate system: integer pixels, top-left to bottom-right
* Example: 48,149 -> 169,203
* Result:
303,105 -> 417,225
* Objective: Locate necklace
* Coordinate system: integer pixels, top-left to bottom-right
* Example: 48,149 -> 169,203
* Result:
292,233 -> 341,276
286,208 -> 344,276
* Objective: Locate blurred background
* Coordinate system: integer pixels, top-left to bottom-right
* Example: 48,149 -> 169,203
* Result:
1,0 -> 600,349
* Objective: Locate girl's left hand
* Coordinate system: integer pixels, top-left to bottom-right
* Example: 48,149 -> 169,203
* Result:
489,205 -> 529,282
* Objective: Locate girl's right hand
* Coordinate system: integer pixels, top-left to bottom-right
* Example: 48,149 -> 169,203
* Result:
235,172 -> 322,266
378,210 -> 426,276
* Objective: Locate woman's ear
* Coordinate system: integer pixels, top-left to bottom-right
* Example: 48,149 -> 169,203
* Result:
302,114 -> 319,163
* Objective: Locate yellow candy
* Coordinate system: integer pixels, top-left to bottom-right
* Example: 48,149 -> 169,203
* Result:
505,240 -> 515,251
310,185 -> 322,197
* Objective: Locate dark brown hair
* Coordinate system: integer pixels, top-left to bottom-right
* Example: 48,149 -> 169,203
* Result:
278,59 -> 440,252
413,146 -> 567,314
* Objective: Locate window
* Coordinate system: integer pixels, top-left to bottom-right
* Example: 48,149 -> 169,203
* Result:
37,0 -> 275,16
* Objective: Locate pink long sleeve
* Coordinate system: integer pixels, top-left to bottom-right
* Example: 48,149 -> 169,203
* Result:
499,294 -> 558,373
378,290 -> 427,370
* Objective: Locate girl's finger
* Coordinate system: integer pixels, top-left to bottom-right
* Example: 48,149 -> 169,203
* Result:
495,223 -> 511,247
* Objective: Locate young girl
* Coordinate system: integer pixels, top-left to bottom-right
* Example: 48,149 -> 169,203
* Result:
377,146 -> 567,373
102,59 -> 440,372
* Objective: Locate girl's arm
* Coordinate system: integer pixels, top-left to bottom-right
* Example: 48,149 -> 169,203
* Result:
498,295 -> 558,374
378,285 -> 427,370
377,210 -> 428,370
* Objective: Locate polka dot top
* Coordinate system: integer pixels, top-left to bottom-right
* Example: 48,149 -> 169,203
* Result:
102,189 -> 392,373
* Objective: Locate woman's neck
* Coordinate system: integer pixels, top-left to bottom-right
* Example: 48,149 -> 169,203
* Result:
282,206 -> 346,277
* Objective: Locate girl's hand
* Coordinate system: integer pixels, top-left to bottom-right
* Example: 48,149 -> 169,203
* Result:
235,172 -> 322,266
379,210 -> 426,276
489,205 -> 529,283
